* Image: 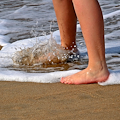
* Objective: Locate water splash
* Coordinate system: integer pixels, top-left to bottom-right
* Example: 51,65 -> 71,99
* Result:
12,33 -> 71,66
12,20 -> 80,66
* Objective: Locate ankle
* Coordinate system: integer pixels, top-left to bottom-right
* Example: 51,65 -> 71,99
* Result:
61,42 -> 77,50
88,61 -> 108,72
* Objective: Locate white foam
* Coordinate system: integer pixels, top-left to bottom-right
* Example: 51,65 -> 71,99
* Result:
0,19 -> 11,46
103,10 -> 120,19
0,68 -> 79,83
0,10 -> 120,85
0,35 -> 10,46
0,10 -> 119,46
0,34 -> 120,85
14,5 -> 27,14
98,70 -> 120,86
0,65 -> 120,85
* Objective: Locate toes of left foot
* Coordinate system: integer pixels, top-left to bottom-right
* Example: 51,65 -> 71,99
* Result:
60,77 -> 64,83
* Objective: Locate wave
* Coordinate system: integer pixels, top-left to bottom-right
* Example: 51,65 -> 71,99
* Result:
0,10 -> 120,85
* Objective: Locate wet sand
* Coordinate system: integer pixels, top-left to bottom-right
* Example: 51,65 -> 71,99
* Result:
0,81 -> 120,120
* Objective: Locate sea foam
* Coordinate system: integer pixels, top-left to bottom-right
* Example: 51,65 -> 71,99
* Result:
0,10 -> 120,85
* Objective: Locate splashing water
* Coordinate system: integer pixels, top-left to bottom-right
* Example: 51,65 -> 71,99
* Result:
12,19 -> 80,66
12,33 -> 80,66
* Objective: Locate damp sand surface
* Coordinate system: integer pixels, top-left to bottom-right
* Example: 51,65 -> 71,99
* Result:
0,81 -> 120,120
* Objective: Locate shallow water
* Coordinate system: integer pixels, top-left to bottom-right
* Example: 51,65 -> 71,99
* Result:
0,0 -> 120,72
0,0 -> 120,85
0,0 -> 57,42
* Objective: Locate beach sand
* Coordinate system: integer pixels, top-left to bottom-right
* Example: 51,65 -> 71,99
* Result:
0,81 -> 120,120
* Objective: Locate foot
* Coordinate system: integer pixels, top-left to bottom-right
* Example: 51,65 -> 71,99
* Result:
33,46 -> 80,65
60,66 -> 110,84
13,44 -> 69,65
32,44 -> 70,65
13,43 -> 80,65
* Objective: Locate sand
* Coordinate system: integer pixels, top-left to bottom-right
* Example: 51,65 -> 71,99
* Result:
0,81 -> 120,120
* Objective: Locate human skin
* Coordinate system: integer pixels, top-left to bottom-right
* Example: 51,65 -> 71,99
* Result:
52,0 -> 77,50
52,0 -> 110,84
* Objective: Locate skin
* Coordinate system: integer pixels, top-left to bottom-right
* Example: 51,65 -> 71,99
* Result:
52,0 -> 77,50
52,0 -> 110,84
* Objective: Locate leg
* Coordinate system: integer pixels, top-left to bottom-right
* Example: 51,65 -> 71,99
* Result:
52,0 -> 77,50
61,0 -> 109,84
13,0 -> 78,66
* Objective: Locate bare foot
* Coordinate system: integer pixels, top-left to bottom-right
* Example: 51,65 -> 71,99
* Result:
61,66 -> 110,84
32,45 -> 70,65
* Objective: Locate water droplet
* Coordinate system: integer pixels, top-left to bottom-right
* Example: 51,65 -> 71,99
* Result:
77,55 -> 79,58
87,72 -> 89,75
74,45 -> 76,48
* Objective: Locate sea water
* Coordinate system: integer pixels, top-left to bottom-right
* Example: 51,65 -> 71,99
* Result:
0,0 -> 120,85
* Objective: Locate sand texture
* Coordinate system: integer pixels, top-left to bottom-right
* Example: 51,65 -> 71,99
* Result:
0,81 -> 120,120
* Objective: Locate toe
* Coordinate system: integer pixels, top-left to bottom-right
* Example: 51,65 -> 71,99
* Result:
60,77 -> 74,84
67,80 -> 73,84
64,80 -> 69,84
60,77 -> 69,84
60,77 -> 65,83
64,78 -> 69,84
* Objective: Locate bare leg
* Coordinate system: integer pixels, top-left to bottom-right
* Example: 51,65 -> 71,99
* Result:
13,0 -> 78,66
52,0 -> 77,50
61,0 -> 109,84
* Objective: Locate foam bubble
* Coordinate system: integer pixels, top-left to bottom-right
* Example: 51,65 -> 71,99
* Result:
98,70 -> 120,86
